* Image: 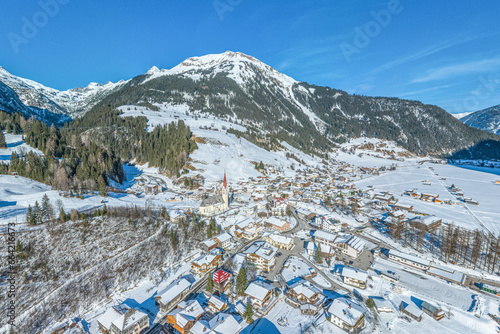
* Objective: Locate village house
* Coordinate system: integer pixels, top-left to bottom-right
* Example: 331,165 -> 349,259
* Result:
332,234 -> 366,258
421,300 -> 445,320
285,280 -> 324,309
244,241 -> 277,272
207,295 -> 227,313
392,203 -> 413,211
297,208 -> 317,221
313,230 -> 337,248
155,277 -> 193,314
169,210 -> 187,224
191,253 -> 222,275
167,300 -> 204,334
388,249 -> 430,270
409,216 -> 442,231
318,216 -> 342,233
244,281 -> 276,311
108,308 -> 149,334
373,298 -> 393,313
271,197 -> 288,216
233,219 -> 263,240
341,267 -> 368,289
263,232 -> 294,250
97,305 -> 130,333
327,297 -> 365,333
200,238 -> 218,252
399,301 -> 423,322
213,232 -> 233,250
264,216 -> 291,232
212,268 -> 232,294
190,313 -> 242,334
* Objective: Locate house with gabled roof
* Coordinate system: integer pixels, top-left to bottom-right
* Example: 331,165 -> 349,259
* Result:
190,313 -> 242,334
327,297 -> 365,332
97,305 -> 130,333
155,277 -> 193,314
167,300 -> 204,334
341,267 -> 368,289
108,308 -> 149,334
191,253 -> 222,275
212,268 -> 232,294
245,281 -> 276,311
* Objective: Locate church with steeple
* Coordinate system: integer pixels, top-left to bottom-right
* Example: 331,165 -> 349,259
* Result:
199,172 -> 229,216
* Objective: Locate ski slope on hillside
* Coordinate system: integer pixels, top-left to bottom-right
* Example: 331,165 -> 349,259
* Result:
0,132 -> 43,162
118,103 -> 321,184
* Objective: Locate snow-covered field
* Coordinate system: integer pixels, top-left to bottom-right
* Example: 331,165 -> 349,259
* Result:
0,132 -> 43,162
355,162 -> 500,234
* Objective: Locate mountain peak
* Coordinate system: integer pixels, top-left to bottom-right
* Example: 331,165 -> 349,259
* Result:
178,50 -> 261,68
146,66 -> 160,75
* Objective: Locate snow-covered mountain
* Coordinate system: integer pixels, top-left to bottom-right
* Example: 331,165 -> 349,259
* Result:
461,104 -> 500,135
0,66 -> 127,120
86,51 -> 499,157
2,51 -> 499,157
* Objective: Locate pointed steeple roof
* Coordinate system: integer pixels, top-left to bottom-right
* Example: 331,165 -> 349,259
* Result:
223,171 -> 227,189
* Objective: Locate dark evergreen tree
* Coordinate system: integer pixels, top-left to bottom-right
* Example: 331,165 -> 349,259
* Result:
206,273 -> 214,294
236,267 -> 247,296
0,131 -> 6,148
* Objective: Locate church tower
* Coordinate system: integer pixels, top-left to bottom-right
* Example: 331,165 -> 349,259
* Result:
222,171 -> 229,209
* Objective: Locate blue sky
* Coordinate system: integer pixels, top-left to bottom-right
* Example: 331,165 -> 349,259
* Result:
1,0 -> 500,114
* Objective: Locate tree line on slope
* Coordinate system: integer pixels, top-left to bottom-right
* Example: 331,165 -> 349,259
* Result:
0,107 -> 197,192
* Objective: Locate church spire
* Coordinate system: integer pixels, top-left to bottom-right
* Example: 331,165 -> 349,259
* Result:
223,171 -> 227,189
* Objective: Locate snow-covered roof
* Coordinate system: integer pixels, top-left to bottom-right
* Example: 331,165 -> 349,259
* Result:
427,265 -> 465,284
346,236 -> 366,252
169,300 -> 204,328
372,298 -> 393,311
327,297 -> 365,326
97,304 -> 130,330
342,267 -> 368,282
192,253 -> 219,266
191,313 -> 242,334
201,238 -> 218,248
300,304 -> 318,312
244,241 -> 277,261
313,229 -> 337,241
158,278 -> 192,304
245,281 -> 275,301
214,232 -> 232,243
288,280 -> 321,299
389,249 -> 431,267
208,314 -> 242,334
111,309 -> 148,331
267,232 -> 293,245
208,295 -> 226,310
266,216 -> 288,227
401,301 -> 423,317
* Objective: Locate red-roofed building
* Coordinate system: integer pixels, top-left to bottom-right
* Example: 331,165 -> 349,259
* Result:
212,269 -> 232,294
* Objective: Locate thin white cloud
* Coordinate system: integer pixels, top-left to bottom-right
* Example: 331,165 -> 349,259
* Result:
368,38 -> 472,76
411,57 -> 500,83
398,84 -> 456,97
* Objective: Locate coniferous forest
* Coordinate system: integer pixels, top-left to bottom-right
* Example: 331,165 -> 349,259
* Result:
0,108 -> 197,193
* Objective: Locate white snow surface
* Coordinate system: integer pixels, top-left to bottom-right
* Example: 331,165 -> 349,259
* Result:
0,132 -> 43,162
